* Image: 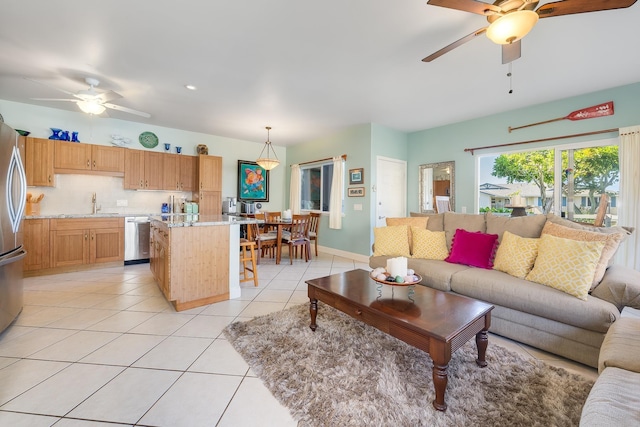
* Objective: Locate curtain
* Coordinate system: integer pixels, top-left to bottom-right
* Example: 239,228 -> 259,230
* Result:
329,156 -> 344,229
617,126 -> 640,269
290,164 -> 301,215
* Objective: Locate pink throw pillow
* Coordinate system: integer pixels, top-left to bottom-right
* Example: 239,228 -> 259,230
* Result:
445,229 -> 499,269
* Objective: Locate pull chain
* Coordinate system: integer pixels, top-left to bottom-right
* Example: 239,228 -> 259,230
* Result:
507,62 -> 513,94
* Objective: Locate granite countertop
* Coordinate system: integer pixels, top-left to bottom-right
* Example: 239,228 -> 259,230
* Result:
150,214 -> 260,227
25,212 -> 159,220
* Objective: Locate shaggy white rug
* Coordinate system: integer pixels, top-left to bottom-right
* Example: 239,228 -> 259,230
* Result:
224,303 -> 593,427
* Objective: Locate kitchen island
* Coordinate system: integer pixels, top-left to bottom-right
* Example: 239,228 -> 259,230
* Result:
149,214 -> 256,311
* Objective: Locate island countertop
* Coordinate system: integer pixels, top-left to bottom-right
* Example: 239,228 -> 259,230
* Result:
150,213 -> 259,227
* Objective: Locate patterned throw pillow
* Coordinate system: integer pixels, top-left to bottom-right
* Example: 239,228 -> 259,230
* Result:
386,217 -> 429,254
373,226 -> 411,257
526,234 -> 605,300
445,229 -> 499,269
410,227 -> 449,260
493,231 -> 540,279
541,221 -> 626,288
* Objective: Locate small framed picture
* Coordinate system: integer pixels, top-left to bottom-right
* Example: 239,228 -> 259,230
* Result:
349,168 -> 364,185
348,187 -> 365,197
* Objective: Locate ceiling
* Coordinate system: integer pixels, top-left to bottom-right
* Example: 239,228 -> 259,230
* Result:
1,0 -> 638,146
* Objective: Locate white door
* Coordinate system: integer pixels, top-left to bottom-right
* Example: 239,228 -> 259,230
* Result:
376,156 -> 407,227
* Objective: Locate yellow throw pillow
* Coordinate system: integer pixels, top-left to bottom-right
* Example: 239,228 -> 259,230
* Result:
526,234 -> 605,300
386,217 -> 429,254
373,226 -> 411,257
493,231 -> 539,279
410,227 -> 448,260
542,221 -> 626,287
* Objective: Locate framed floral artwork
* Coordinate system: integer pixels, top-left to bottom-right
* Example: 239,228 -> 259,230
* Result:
238,160 -> 269,202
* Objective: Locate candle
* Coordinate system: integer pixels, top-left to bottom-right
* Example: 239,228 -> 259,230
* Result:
387,256 -> 407,277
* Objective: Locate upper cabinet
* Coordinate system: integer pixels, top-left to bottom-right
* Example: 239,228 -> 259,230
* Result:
198,155 -> 222,191
144,152 -> 164,190
179,155 -> 197,192
54,141 -> 124,176
124,149 -> 145,190
25,137 -> 55,187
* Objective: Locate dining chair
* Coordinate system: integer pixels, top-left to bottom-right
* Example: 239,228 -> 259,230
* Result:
246,221 -> 278,264
435,196 -> 451,213
308,212 -> 321,256
239,238 -> 259,286
264,211 -> 282,233
281,215 -> 310,264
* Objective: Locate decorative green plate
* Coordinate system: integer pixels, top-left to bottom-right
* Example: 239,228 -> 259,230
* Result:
138,131 -> 159,149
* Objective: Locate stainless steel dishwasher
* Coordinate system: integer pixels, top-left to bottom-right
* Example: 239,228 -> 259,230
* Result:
124,216 -> 151,264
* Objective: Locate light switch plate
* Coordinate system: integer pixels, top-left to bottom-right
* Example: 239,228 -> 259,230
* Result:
116,199 -> 128,207
354,204 -> 362,211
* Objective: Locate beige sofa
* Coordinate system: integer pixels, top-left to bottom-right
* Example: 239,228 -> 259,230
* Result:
369,211 -> 640,368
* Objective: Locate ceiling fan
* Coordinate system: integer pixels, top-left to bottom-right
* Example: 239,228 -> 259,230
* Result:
27,76 -> 151,118
422,0 -> 638,64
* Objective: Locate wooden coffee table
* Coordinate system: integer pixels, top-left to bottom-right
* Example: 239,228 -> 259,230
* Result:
306,269 -> 494,412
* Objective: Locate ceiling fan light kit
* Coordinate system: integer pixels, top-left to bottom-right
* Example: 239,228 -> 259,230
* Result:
256,126 -> 280,171
485,10 -> 539,44
77,99 -> 106,115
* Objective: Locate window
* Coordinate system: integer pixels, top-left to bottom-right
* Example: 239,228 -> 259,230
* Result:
300,162 -> 334,212
478,139 -> 619,226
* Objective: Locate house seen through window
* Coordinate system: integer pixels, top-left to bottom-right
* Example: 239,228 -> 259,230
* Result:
478,139 -> 619,226
300,162 -> 334,212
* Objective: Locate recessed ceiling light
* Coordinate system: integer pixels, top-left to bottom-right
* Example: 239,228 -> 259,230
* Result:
184,84 -> 197,91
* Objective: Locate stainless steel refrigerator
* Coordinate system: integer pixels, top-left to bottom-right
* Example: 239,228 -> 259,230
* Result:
0,122 -> 27,333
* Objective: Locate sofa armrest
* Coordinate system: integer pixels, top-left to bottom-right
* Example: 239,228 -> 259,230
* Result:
591,265 -> 640,311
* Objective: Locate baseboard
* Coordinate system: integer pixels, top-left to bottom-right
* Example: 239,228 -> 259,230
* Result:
317,245 -> 370,264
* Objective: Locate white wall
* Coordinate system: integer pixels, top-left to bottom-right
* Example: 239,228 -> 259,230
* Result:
1,99 -> 287,214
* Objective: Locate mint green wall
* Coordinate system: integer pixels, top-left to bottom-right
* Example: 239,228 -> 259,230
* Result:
407,82 -> 640,213
286,124 -> 372,255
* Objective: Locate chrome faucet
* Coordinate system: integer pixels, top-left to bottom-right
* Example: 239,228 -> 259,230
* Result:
92,192 -> 101,214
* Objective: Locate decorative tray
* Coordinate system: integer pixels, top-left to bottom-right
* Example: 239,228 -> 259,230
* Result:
139,131 -> 159,149
370,272 -> 422,287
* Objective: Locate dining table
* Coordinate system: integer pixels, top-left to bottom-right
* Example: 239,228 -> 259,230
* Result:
262,219 -> 293,264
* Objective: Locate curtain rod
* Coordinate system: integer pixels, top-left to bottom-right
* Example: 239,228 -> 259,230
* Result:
292,154 -> 347,167
464,128 -> 619,155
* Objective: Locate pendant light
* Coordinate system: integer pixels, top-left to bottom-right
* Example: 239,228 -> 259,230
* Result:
256,126 -> 280,170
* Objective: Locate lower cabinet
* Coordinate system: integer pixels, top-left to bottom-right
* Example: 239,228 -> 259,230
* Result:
150,222 -> 170,296
49,218 -> 124,269
24,219 -> 51,271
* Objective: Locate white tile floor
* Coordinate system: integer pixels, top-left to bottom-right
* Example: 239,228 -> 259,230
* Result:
0,251 -> 628,426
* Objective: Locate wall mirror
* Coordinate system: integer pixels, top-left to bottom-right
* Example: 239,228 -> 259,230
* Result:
419,161 -> 455,213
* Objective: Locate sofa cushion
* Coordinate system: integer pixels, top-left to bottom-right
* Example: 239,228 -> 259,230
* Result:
590,265 -> 640,311
493,231 -> 539,279
526,234 -> 605,300
598,317 -> 640,374
410,212 -> 444,232
542,221 -> 627,288
410,227 -> 448,260
446,229 -> 498,269
443,212 -> 486,250
373,226 -> 410,257
450,268 -> 617,333
580,367 -> 640,426
485,212 -> 547,242
410,259 -> 470,292
386,217 -> 428,253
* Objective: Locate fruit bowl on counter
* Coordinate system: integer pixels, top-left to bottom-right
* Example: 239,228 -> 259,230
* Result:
370,267 -> 421,286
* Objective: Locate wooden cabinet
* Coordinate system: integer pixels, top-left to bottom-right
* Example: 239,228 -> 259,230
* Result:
198,155 -> 222,191
163,154 -> 180,191
150,219 -> 230,311
54,141 -> 124,176
196,155 -> 222,214
23,219 -> 50,271
49,218 -> 124,268
144,152 -> 164,190
25,137 -> 55,187
124,149 -> 145,189
179,155 -> 197,191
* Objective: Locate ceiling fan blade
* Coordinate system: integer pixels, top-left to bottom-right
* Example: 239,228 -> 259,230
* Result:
502,40 -> 521,64
30,98 -> 78,102
537,0 -> 637,18
427,0 -> 502,15
99,90 -> 123,103
422,27 -> 487,62
24,77 -> 76,96
103,103 -> 151,118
